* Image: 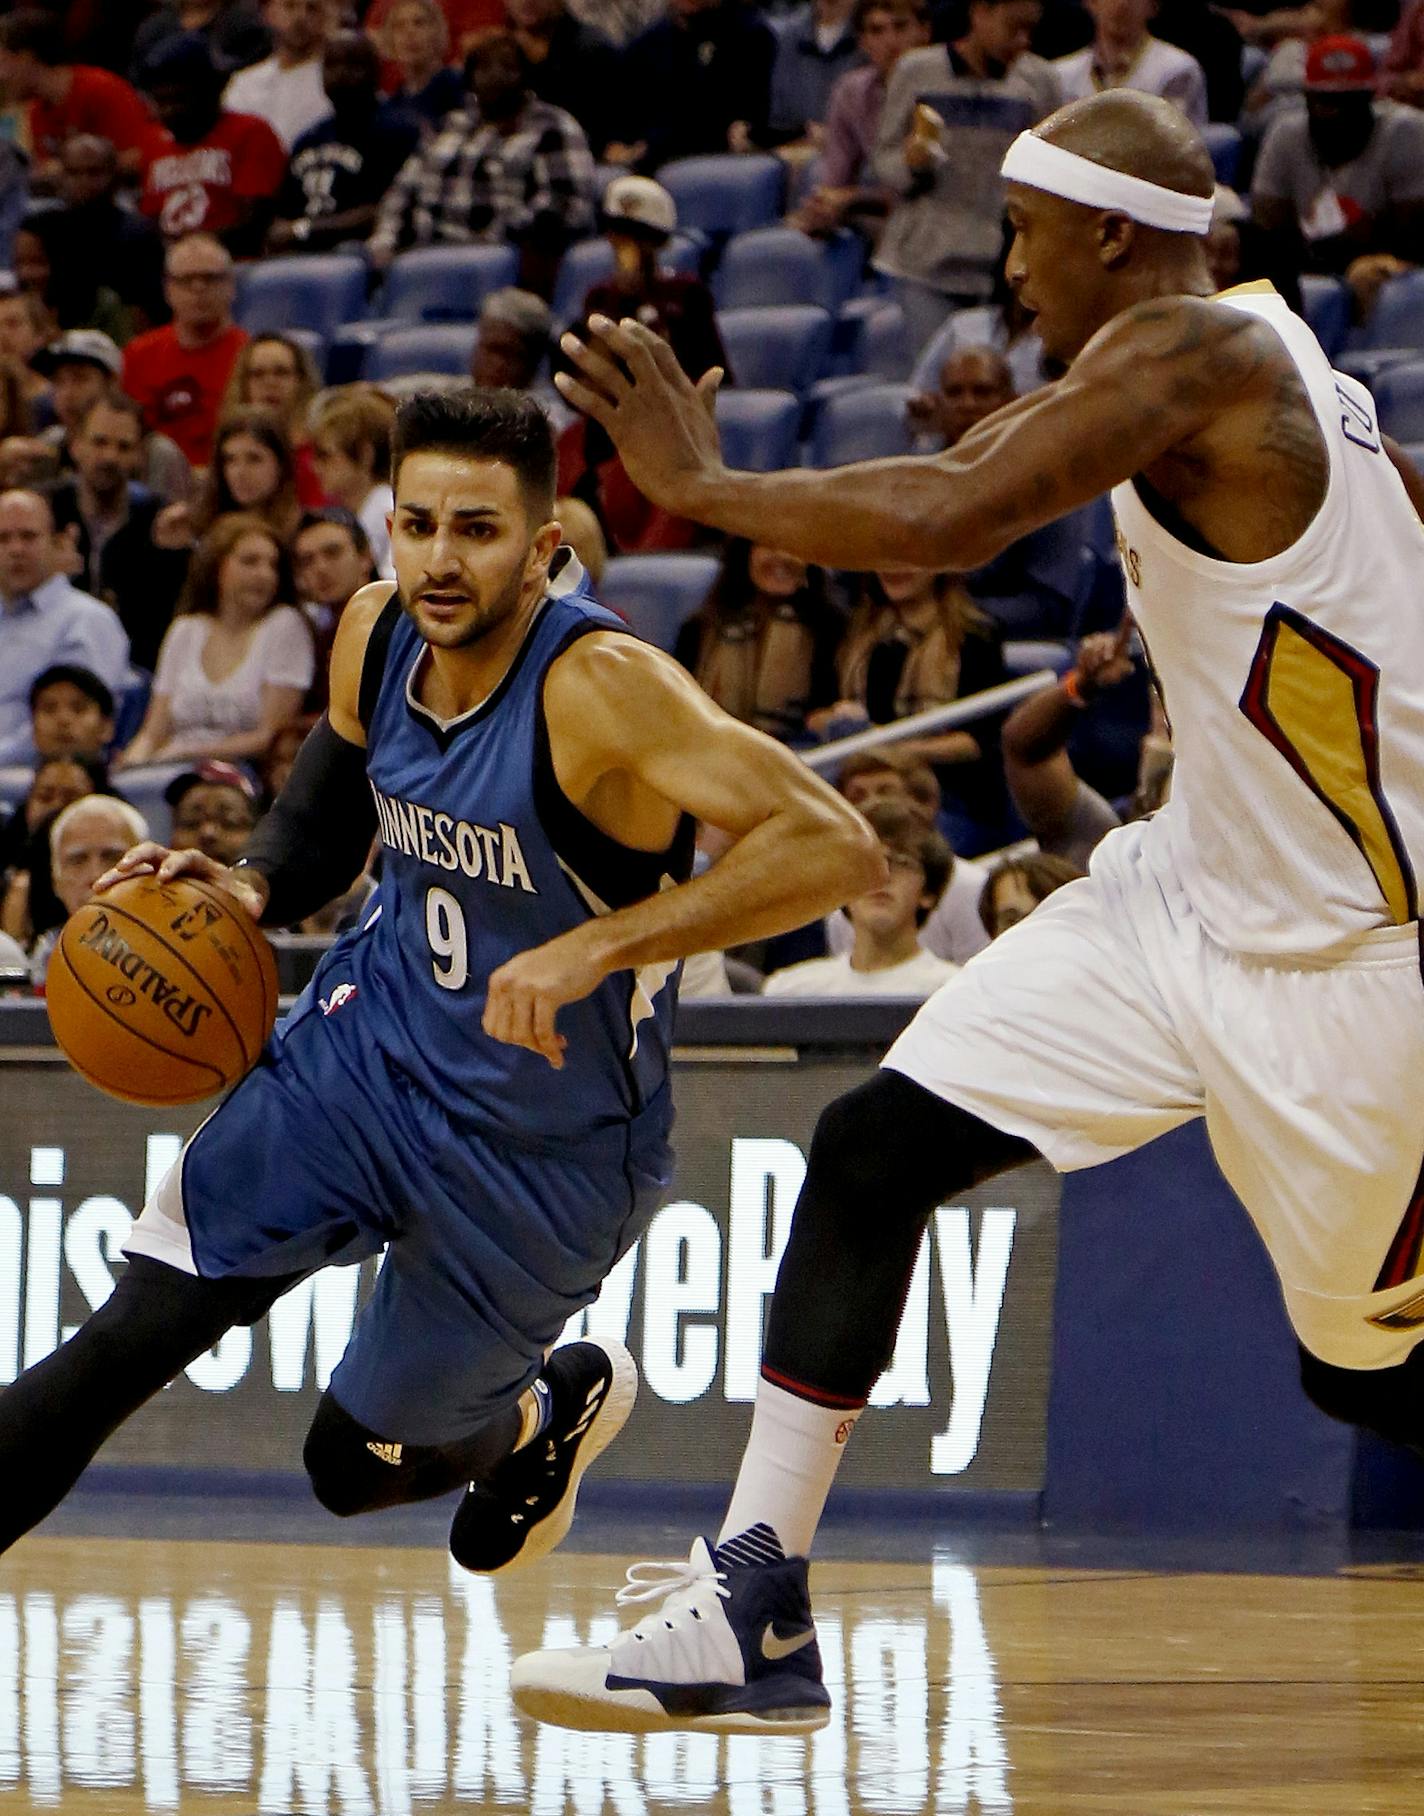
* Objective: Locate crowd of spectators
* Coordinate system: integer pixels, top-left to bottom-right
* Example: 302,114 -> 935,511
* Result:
0,0 -> 1416,995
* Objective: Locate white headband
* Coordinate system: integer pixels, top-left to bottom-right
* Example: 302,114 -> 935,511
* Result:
1000,132 -> 1214,235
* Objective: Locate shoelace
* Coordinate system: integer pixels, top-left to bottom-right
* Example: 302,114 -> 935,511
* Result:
614,1553 -> 731,1640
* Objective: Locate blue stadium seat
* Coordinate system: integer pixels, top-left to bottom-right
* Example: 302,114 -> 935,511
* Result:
234,254 -> 368,340
379,244 -> 519,322
363,323 -> 476,380
1353,268 -> 1424,353
810,383 -> 914,467
1202,123 -> 1242,186
714,226 -> 863,311
1375,361 -> 1424,440
715,305 -> 832,393
549,232 -> 705,327
1299,275 -> 1351,359
715,389 -> 801,471
660,155 -> 785,238
598,552 -> 722,652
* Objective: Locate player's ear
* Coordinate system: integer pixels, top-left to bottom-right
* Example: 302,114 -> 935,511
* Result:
1098,212 -> 1136,271
528,515 -> 563,582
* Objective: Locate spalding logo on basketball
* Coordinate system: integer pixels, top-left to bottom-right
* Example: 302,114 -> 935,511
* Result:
46,874 -> 278,1106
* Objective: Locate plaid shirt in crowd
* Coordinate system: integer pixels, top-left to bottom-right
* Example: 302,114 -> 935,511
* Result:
370,99 -> 597,258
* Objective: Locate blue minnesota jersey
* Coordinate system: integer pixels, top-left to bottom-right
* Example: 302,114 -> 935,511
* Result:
316,554 -> 693,1154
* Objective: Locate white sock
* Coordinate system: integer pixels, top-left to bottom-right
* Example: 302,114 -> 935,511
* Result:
716,1378 -> 861,1559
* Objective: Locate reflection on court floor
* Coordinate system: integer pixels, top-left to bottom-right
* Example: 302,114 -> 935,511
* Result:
5,1535 -> 1424,1813
0,1542 -> 1004,1815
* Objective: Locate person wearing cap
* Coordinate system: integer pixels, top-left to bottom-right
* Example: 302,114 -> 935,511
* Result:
787,0 -> 931,239
1253,33 -> 1424,301
573,175 -> 728,386
27,663 -> 115,762
36,330 -> 194,508
268,33 -> 421,255
167,760 -> 259,867
137,33 -> 288,255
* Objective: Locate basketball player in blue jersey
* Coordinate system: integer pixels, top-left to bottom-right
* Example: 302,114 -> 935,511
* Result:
507,92 -> 1424,1735
0,390 -> 882,1576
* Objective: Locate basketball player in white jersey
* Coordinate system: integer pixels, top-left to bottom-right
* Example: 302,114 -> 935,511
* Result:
507,89 -> 1424,1735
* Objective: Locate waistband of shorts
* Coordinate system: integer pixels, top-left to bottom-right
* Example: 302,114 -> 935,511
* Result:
1206,918 -> 1423,973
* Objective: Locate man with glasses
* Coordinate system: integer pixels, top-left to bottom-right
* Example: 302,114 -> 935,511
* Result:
120,235 -> 250,470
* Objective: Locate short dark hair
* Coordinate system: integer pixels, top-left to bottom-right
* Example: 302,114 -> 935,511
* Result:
0,10 -> 64,64
861,799 -> 952,925
29,664 -> 114,718
391,388 -> 556,520
295,505 -> 372,556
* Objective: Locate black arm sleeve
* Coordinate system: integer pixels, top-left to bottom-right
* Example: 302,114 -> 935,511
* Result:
236,716 -> 376,929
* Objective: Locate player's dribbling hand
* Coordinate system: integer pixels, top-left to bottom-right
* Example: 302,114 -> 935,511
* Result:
94,842 -> 268,920
555,316 -> 724,517
483,931 -> 611,1070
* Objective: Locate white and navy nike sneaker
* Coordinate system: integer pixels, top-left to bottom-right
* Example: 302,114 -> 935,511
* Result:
510,1524 -> 831,1734
449,1340 -> 637,1575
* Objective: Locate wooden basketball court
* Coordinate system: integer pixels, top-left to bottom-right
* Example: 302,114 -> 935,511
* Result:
1,1525 -> 1420,1814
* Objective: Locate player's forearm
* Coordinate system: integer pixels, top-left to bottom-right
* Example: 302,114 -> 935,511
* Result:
238,716 -> 375,927
1002,677 -> 1080,765
673,456 -> 987,572
579,802 -> 885,976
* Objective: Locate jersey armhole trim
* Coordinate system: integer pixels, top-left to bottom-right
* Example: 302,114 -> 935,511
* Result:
358,593 -> 404,735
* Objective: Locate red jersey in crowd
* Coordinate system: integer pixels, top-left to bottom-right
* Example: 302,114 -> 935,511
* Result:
122,324 -> 249,468
29,65 -> 156,165
139,111 -> 287,240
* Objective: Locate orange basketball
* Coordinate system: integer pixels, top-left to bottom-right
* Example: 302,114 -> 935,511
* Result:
46,873 -> 278,1106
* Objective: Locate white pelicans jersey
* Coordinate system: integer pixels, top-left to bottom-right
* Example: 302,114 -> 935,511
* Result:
1111,281 -> 1424,956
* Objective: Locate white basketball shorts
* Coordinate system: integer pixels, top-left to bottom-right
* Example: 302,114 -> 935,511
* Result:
885,819 -> 1424,1369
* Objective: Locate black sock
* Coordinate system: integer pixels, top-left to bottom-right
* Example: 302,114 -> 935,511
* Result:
763,1070 -> 1031,1404
0,1256 -> 298,1554
303,1391 -> 523,1516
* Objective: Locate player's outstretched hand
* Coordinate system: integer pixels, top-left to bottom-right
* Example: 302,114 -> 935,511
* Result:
484,931 -> 611,1071
555,315 -> 724,517
94,842 -> 268,920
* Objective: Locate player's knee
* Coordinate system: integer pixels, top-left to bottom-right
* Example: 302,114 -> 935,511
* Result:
806,1071 -> 992,1208
303,1396 -> 385,1517
1298,1342 -> 1424,1448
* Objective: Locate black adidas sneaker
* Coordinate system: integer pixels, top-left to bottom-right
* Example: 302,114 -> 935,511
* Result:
449,1339 -> 637,1575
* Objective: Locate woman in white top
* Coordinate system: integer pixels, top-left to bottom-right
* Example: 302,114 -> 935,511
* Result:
115,513 -> 315,769
311,387 -> 397,580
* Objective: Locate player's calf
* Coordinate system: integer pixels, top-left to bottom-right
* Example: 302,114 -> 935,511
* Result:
301,1391 -> 522,1516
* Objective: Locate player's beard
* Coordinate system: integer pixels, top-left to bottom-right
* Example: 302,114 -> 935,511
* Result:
407,554 -> 530,649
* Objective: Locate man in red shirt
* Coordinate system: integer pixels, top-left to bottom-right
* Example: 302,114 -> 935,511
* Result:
122,233 -> 248,470
137,33 -> 287,255
0,8 -> 156,185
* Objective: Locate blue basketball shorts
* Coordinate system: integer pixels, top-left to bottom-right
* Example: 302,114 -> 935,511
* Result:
125,990 -> 672,1444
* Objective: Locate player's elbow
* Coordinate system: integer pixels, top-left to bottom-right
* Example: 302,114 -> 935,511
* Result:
831,804 -> 889,897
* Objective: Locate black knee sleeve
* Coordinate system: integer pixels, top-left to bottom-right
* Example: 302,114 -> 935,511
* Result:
763,1070 -> 1031,1404
1299,1342 -> 1424,1451
303,1392 -> 523,1517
